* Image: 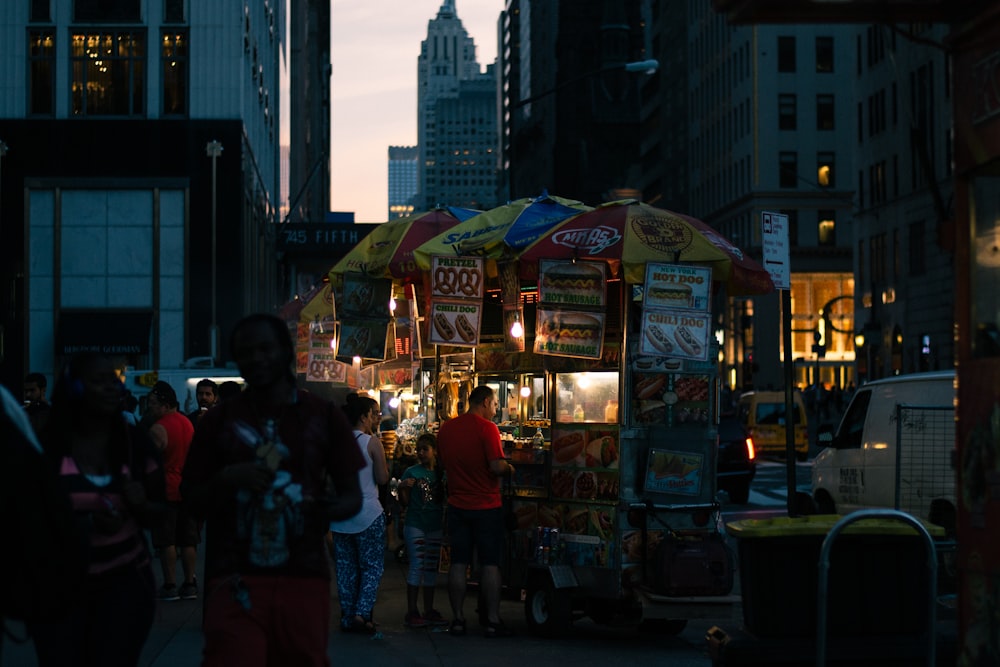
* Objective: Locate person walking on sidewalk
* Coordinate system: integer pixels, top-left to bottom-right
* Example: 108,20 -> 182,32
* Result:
328,394 -> 389,635
436,385 -> 515,638
187,379 -> 218,428
146,381 -> 199,601
182,313 -> 363,667
398,432 -> 448,629
29,351 -> 166,666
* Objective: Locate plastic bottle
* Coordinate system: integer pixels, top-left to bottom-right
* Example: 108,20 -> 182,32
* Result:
573,404 -> 585,422
532,427 -> 545,449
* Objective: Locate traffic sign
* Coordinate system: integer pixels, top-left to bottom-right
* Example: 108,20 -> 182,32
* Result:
761,211 -> 790,290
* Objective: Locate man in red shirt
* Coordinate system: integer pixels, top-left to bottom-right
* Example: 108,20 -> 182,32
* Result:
436,385 -> 515,638
146,381 -> 199,600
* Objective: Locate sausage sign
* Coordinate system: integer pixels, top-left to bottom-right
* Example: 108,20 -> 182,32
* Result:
639,262 -> 711,362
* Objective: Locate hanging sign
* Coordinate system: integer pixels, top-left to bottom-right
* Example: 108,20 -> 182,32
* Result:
427,300 -> 483,347
430,256 -> 484,300
534,308 -> 606,360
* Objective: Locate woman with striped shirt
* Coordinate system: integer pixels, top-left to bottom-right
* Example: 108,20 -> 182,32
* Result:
29,352 -> 165,667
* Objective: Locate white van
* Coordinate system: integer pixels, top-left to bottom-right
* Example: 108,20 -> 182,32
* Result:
810,371 -> 956,533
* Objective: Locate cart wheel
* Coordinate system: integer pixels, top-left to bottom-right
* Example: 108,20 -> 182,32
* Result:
524,575 -> 572,637
638,618 -> 688,636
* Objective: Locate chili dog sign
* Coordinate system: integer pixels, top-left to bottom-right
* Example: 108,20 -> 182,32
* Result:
639,310 -> 710,362
427,301 -> 482,347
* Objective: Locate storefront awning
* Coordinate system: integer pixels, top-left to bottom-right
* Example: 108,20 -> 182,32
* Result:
56,311 -> 153,356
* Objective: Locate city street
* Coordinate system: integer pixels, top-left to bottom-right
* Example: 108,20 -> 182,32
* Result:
2,461 -> 808,667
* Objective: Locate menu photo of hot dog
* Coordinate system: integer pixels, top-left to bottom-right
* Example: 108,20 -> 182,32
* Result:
427,300 -> 482,347
342,274 -> 393,317
638,309 -> 710,361
336,320 -> 386,360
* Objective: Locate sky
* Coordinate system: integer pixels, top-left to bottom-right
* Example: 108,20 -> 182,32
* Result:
330,1 -> 501,223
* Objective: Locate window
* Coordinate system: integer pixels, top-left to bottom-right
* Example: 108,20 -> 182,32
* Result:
28,30 -> 55,115
817,152 -> 835,187
817,94 -> 834,130
816,37 -> 834,72
779,94 -> 797,130
778,36 -> 796,73
779,152 -> 798,188
164,0 -> 185,23
70,30 -> 146,116
31,0 -> 51,21
909,221 -> 926,276
162,31 -> 187,115
74,0 -> 140,22
818,210 -> 836,246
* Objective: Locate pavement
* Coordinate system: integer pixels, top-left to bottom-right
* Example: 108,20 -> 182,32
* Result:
1,546 -> 721,667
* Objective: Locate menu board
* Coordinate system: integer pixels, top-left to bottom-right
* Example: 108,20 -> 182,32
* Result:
430,256 -> 484,299
341,274 -> 392,317
338,319 -> 392,360
427,300 -> 483,347
638,309 -> 711,361
644,448 -> 705,496
538,259 -> 607,307
639,263 -> 712,362
534,308 -> 606,360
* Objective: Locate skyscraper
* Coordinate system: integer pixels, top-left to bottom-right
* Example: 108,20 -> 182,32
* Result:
416,1 -> 499,210
388,145 -> 418,219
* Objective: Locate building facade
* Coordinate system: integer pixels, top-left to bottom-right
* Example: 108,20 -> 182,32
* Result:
849,22 -> 955,380
416,0 -> 499,211
387,145 -> 418,219
0,0 -> 288,390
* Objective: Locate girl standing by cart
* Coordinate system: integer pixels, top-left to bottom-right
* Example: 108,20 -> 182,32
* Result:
398,432 -> 448,628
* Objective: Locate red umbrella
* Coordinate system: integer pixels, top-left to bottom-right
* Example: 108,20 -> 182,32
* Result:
516,200 -> 774,295
329,206 -> 479,282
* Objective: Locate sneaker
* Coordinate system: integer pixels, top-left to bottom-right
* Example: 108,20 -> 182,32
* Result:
423,609 -> 449,627
404,611 -> 428,628
179,580 -> 198,600
157,584 -> 180,601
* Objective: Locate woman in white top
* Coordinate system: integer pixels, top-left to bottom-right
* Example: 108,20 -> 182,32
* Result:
329,394 -> 389,634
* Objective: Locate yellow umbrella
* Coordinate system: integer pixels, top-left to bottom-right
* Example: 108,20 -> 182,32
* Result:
412,192 -> 591,269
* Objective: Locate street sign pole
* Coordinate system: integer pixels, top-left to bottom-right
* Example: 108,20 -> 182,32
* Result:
762,211 -> 797,515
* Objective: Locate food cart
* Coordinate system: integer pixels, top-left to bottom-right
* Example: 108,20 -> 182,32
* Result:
482,259 -> 740,637
334,199 -> 775,636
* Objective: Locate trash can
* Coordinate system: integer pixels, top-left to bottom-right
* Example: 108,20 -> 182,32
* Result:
726,514 -> 944,638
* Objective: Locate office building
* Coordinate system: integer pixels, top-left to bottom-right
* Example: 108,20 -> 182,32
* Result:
388,145 -> 418,219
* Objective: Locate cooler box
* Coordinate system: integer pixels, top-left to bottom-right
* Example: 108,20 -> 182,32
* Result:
726,515 -> 943,638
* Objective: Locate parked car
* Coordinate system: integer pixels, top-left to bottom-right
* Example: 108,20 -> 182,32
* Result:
717,417 -> 757,503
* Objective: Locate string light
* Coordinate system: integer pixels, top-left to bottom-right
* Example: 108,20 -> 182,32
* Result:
510,313 -> 523,338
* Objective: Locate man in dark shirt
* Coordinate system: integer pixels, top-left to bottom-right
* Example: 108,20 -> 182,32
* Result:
186,378 -> 218,427
182,313 -> 363,666
23,372 -> 51,434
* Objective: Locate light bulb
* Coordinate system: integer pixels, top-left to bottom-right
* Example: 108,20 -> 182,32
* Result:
510,318 -> 523,338
520,386 -> 531,398
389,396 -> 400,408
352,355 -> 361,364
389,296 -> 397,312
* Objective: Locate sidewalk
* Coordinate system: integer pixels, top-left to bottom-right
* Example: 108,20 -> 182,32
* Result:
2,548 -> 715,667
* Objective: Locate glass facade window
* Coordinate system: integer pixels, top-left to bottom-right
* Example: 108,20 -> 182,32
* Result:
817,94 -> 835,130
778,36 -> 796,73
817,152 -> 835,187
779,152 -> 798,188
779,94 -> 796,130
162,31 -> 187,116
74,0 -> 140,22
818,210 -> 836,246
816,37 -> 834,73
70,30 -> 146,116
28,30 -> 56,115
164,0 -> 184,23
31,0 -> 51,22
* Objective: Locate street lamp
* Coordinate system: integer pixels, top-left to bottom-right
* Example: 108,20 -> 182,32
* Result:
206,140 -> 223,363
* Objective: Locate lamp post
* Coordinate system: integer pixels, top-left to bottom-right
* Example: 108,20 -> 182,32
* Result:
206,140 -> 223,362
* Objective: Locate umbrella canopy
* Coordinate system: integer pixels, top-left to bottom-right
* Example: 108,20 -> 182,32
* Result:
329,206 -> 479,282
516,199 -> 774,295
412,192 -> 591,268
